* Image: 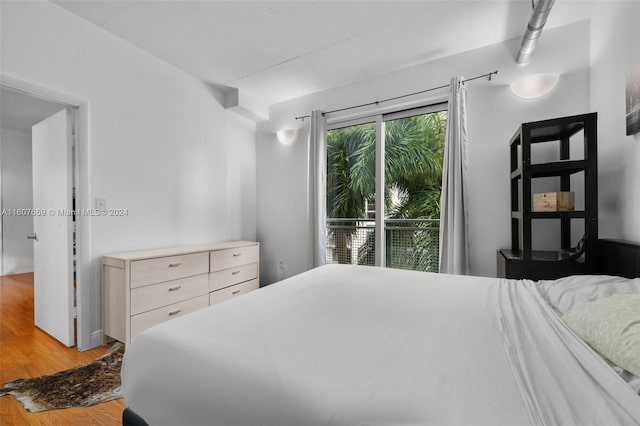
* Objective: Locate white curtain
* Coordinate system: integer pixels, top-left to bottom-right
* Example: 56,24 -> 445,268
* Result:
439,76 -> 470,275
308,110 -> 327,268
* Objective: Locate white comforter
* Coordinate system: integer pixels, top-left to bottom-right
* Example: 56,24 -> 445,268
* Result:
122,265 -> 640,425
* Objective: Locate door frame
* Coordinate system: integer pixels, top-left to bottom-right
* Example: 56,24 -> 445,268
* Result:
0,132 -> 3,276
1,75 -> 94,350
326,102 -> 448,268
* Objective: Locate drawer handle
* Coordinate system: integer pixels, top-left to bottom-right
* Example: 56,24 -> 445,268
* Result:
231,271 -> 241,275
168,263 -> 182,268
168,309 -> 182,316
168,285 -> 182,292
232,289 -> 241,295
232,253 -> 242,257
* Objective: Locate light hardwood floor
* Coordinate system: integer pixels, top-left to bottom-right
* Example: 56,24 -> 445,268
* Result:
0,273 -> 125,425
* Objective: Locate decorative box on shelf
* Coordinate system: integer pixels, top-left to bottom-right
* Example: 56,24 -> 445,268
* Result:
533,191 -> 575,212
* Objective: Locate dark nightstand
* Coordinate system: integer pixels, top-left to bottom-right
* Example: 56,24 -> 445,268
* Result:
497,249 -> 592,280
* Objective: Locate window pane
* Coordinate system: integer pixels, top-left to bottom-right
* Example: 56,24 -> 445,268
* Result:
324,108 -> 447,271
384,111 -> 447,272
326,122 -> 376,266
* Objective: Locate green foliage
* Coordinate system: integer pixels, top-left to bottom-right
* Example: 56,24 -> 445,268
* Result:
326,111 -> 446,270
327,111 -> 447,220
327,123 -> 374,219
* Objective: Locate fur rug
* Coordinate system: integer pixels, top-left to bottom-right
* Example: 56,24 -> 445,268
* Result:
0,343 -> 123,413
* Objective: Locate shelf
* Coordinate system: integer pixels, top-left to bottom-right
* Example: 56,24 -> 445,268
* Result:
497,249 -> 589,280
500,249 -> 585,263
531,211 -> 586,219
506,113 -> 597,279
510,113 -> 596,146
530,160 -> 586,178
528,122 -> 585,143
511,161 -> 587,180
511,211 -> 586,219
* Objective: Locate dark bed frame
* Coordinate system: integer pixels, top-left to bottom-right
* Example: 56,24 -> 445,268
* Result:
123,407 -> 149,426
597,239 -> 640,278
121,238 -> 640,426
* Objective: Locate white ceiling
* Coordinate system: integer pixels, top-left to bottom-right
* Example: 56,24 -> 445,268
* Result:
52,1 -> 596,106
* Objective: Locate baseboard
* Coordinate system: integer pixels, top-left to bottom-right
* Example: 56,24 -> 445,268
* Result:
1,267 -> 34,276
77,329 -> 104,351
90,329 -> 103,349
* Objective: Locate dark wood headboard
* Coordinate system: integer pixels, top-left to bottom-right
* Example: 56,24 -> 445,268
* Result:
597,239 -> 640,278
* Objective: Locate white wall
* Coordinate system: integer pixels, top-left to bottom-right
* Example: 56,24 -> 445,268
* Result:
0,128 -> 34,275
257,21 -> 592,283
590,1 -> 640,241
1,1 -> 256,348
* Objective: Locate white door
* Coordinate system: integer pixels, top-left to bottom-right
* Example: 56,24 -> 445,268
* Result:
31,109 -> 74,347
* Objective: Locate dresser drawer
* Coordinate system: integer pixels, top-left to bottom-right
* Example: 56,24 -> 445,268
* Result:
130,252 -> 209,288
103,241 -> 260,345
209,263 -> 258,292
131,274 -> 209,315
210,244 -> 259,272
209,279 -> 258,306
130,294 -> 209,341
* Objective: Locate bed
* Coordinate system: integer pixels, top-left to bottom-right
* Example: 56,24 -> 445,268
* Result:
121,239 -> 640,426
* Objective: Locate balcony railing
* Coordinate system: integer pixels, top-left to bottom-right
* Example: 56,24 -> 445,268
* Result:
325,218 -> 440,272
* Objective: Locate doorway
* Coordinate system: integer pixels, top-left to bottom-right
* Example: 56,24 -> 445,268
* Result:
0,86 -> 78,347
325,103 -> 448,271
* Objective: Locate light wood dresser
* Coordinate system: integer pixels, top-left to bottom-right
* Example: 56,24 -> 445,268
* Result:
102,241 -> 259,345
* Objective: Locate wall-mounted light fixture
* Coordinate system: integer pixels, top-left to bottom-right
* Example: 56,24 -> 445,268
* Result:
276,128 -> 299,145
510,73 -> 560,100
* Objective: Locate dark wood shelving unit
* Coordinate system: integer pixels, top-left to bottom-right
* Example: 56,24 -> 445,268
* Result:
498,113 -> 598,280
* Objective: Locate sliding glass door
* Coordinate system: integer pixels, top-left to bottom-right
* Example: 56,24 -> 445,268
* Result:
325,104 -> 447,271
326,120 -> 377,265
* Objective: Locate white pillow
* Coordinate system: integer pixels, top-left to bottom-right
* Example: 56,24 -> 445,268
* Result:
538,275 -> 640,314
563,293 -> 640,377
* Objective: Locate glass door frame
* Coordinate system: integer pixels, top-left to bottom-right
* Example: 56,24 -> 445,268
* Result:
326,102 -> 447,267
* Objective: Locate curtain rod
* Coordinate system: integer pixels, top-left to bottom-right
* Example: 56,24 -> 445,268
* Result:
295,70 -> 499,121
